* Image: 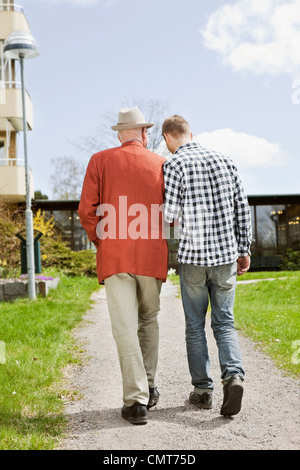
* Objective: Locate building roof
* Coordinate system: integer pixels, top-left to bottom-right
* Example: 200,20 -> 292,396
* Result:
29,194 -> 300,212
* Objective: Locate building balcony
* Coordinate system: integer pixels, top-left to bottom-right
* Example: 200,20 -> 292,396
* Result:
0,159 -> 34,202
0,4 -> 30,41
0,85 -> 33,131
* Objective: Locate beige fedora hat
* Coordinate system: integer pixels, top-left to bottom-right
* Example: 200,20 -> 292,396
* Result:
111,106 -> 154,131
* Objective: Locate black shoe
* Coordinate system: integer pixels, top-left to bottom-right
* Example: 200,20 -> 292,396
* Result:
147,387 -> 160,409
220,374 -> 244,416
189,391 -> 213,409
122,402 -> 148,425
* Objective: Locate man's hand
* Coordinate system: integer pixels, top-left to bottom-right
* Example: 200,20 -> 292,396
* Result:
237,255 -> 251,276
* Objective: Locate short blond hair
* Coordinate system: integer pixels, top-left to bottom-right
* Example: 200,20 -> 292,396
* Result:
162,115 -> 191,138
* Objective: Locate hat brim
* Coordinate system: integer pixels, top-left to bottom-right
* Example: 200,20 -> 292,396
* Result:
111,122 -> 154,131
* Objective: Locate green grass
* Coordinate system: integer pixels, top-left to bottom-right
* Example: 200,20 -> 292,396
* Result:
0,271 -> 100,450
236,270 -> 297,280
1,268 -> 298,449
234,272 -> 300,378
168,270 -> 300,379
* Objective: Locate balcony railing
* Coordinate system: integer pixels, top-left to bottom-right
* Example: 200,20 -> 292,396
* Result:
0,86 -> 33,131
0,80 -> 22,89
0,4 -> 24,13
0,81 -> 32,98
0,158 -> 25,166
0,159 -> 34,202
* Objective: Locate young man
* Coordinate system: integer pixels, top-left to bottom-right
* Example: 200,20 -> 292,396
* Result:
162,115 -> 252,416
78,107 -> 168,425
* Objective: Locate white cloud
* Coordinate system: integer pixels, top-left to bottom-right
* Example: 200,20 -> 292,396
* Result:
201,0 -> 300,76
193,128 -> 291,169
157,129 -> 295,194
157,128 -> 291,170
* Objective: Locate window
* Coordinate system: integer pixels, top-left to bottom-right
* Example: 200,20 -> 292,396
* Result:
256,205 -> 286,255
287,204 -> 300,250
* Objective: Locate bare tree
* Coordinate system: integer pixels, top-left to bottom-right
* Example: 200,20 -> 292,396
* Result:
50,99 -> 170,200
74,98 -> 170,157
50,155 -> 85,200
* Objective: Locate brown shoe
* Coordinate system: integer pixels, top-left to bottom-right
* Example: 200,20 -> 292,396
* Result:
220,374 -> 244,416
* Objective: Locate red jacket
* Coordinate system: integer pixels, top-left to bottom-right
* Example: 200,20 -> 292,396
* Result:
78,140 -> 168,284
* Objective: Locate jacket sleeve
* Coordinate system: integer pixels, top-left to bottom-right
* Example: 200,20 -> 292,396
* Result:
78,155 -> 100,246
233,166 -> 252,257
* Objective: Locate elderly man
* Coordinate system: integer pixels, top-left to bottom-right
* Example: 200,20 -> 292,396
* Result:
78,107 -> 168,425
162,115 -> 252,417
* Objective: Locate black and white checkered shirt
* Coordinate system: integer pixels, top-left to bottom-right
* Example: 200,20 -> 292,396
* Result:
163,142 -> 252,266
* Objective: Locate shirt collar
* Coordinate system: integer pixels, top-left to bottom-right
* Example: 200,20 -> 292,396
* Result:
121,140 -> 144,148
175,141 -> 201,154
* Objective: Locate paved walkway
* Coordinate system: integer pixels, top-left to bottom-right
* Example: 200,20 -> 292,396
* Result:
58,280 -> 300,450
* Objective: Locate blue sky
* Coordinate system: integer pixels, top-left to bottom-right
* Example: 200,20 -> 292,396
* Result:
17,0 -> 300,198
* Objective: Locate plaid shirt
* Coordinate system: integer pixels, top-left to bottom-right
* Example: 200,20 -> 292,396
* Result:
163,142 -> 252,266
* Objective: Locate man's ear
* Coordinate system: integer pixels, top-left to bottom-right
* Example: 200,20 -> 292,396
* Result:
163,133 -> 170,143
118,133 -> 122,143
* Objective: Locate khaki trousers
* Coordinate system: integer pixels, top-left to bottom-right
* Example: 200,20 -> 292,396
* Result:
104,273 -> 162,406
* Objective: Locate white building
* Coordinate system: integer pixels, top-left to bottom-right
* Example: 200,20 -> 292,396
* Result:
0,0 -> 35,202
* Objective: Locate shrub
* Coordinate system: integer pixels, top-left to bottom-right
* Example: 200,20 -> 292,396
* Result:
33,209 -> 56,238
33,210 -> 97,277
0,204 -> 24,277
282,248 -> 300,271
40,238 -> 97,278
0,203 -> 97,279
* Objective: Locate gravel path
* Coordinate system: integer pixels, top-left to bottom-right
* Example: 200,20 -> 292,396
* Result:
58,280 -> 300,451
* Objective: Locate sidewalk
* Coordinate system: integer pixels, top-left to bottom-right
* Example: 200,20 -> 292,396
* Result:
58,280 -> 300,450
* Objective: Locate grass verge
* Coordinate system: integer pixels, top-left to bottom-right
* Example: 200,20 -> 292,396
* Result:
0,272 -> 100,450
168,270 -> 300,379
234,271 -> 300,378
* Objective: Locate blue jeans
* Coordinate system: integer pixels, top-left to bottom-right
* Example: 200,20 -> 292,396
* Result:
179,262 -> 245,391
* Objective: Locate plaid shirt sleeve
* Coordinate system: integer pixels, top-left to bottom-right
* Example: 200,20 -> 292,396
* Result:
233,166 -> 252,257
163,161 -> 182,223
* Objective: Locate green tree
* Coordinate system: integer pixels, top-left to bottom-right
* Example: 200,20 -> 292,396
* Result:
34,190 -> 49,200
